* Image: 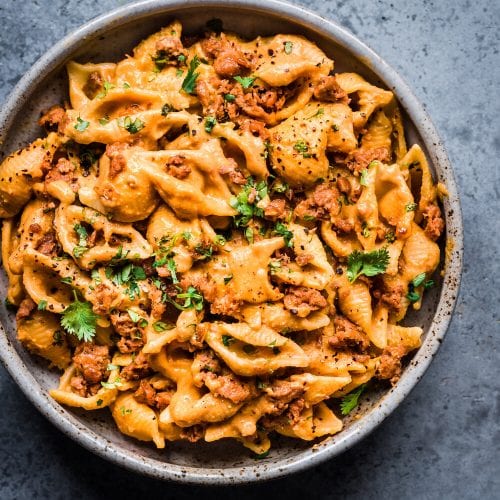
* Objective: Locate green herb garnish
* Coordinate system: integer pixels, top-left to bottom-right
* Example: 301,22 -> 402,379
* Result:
61,291 -> 97,342
347,248 -> 390,283
74,117 -> 90,132
234,76 -> 256,89
340,384 -> 367,415
181,55 -> 201,94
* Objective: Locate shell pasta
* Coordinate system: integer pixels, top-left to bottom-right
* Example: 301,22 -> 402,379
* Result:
0,20 -> 445,454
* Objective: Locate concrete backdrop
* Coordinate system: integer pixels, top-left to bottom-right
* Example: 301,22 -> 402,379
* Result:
0,0 -> 498,498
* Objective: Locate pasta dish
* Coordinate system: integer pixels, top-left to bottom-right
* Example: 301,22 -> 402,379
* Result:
0,20 -> 445,455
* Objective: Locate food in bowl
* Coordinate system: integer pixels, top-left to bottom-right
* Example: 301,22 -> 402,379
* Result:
0,19 -> 445,455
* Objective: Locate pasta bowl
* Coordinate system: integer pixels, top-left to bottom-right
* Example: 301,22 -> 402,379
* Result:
0,0 -> 463,484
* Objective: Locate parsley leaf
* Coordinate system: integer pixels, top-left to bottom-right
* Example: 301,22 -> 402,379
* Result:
405,202 -> 417,212
37,300 -> 47,311
273,222 -> 293,247
74,223 -> 88,247
385,229 -> 396,243
411,272 -> 427,288
96,81 -> 115,99
166,286 -> 204,311
205,116 -> 217,133
224,93 -> 236,102
234,76 -> 256,89
284,41 -> 293,54
167,258 -> 179,284
340,384 -> 367,415
74,117 -> 90,132
229,177 -> 268,227
181,55 -> 201,94
293,140 -> 311,158
347,248 -> 390,283
119,116 -> 145,134
61,291 -> 97,342
153,321 -> 174,332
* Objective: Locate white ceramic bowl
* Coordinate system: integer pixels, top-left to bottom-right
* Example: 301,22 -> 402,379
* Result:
0,0 -> 463,484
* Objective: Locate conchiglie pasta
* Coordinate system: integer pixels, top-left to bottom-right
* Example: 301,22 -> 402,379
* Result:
0,20 -> 444,454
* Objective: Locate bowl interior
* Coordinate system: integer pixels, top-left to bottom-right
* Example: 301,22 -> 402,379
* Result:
0,1 -> 461,483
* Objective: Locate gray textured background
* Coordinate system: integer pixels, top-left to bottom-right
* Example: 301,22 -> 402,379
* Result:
0,0 -> 498,498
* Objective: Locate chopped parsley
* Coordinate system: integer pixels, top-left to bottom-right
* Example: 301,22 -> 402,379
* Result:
411,272 -> 427,288
229,177 -> 268,227
37,300 -> 47,311
204,116 -> 217,133
96,81 -> 115,99
181,55 -> 201,94
99,115 -> 110,125
405,202 -> 417,212
61,291 -> 97,342
385,229 -> 396,243
284,41 -> 293,54
127,309 -> 143,323
224,93 -> 236,102
214,235 -> 226,246
293,140 -> 311,158
105,262 -> 146,300
273,222 -> 293,247
223,275 -> 233,285
166,258 -> 179,283
152,321 -> 174,332
119,116 -> 145,134
347,248 -> 390,283
222,334 -> 235,347
61,277 -> 73,285
340,384 -> 367,415
244,226 -> 254,244
74,117 -> 90,132
101,378 -> 122,390
166,286 -> 204,311
308,107 -> 324,119
361,222 -> 371,238
234,76 -> 256,89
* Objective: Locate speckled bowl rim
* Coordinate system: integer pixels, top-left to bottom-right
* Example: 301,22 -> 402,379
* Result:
0,0 -> 463,485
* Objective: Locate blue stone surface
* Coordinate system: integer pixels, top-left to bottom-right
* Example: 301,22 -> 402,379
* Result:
0,0 -> 498,498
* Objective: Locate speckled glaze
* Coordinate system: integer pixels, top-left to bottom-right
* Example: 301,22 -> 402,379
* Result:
0,0 -> 463,485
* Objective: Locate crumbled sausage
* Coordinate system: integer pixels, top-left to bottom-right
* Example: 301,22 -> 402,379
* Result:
329,315 -> 370,351
202,34 -> 252,78
219,159 -> 247,185
179,425 -> 205,442
73,342 -> 110,385
165,155 -> 192,179
154,36 -> 186,64
82,71 -> 104,99
121,352 -> 152,381
347,147 -> 391,173
105,142 -> 127,179
134,379 -> 157,406
376,345 -> 407,384
313,76 -> 349,103
373,282 -> 405,313
264,198 -> 287,221
423,203 -> 444,241
284,397 -> 305,426
35,231 -> 58,256
16,298 -> 36,321
44,157 -> 78,192
284,287 -> 327,317
92,283 -> 119,315
237,118 -> 270,140
294,183 -> 341,220
38,105 -> 67,132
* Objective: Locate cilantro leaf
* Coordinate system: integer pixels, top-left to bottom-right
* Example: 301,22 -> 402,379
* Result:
205,116 -> 217,133
234,76 -> 256,88
340,383 -> 367,415
229,177 -> 268,227
166,286 -> 204,311
61,291 -> 97,342
273,222 -> 293,247
293,140 -> 311,158
119,116 -> 145,134
37,300 -> 47,311
181,55 -> 201,94
153,321 -> 174,332
74,117 -> 90,132
347,248 -> 390,283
